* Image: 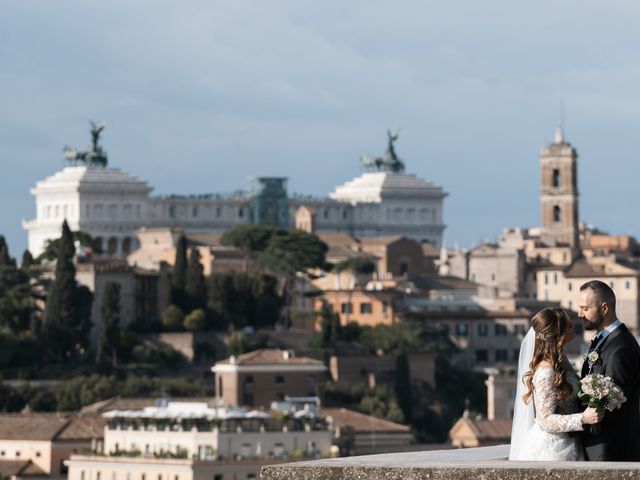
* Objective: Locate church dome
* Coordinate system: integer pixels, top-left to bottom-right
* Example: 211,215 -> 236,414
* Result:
329,171 -> 445,204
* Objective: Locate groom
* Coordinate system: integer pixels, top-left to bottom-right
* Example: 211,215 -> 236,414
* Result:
578,280 -> 640,461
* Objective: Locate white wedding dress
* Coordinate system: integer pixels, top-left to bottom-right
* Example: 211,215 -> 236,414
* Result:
509,329 -> 583,461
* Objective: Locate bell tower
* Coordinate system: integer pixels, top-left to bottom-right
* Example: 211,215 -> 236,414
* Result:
540,125 -> 579,247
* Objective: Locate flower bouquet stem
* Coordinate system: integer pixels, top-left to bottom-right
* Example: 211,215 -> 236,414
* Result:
588,407 -> 604,434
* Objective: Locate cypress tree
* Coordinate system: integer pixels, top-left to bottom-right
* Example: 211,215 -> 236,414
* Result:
21,250 -> 34,268
172,235 -> 188,309
0,236 -> 31,332
100,281 -> 121,367
185,248 -> 206,312
43,221 -> 79,361
394,352 -> 413,423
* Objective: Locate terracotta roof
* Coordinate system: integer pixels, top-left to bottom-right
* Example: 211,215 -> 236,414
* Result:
358,236 -> 404,246
316,232 -> 358,248
185,232 -> 224,247
321,407 -> 410,433
0,413 -> 105,441
464,418 -> 512,440
414,275 -> 478,290
217,349 -> 325,366
0,460 -> 47,477
564,259 -> 603,278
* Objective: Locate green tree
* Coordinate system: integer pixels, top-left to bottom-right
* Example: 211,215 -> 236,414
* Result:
185,248 -> 206,311
38,230 -> 101,262
0,236 -> 32,333
43,221 -> 93,361
259,229 -> 327,325
21,249 -> 34,268
161,304 -> 184,330
394,352 -> 413,422
220,224 -> 276,271
183,308 -> 205,331
172,235 -> 188,310
99,282 -> 121,367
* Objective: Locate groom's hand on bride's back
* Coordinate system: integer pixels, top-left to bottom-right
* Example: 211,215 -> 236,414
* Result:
581,407 -> 604,424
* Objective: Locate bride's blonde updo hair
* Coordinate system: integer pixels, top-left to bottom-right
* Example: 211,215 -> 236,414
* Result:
522,307 -> 573,404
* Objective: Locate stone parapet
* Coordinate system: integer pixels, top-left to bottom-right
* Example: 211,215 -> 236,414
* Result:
261,445 -> 640,480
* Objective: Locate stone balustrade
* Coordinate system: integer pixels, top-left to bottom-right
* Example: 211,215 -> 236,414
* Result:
261,444 -> 640,480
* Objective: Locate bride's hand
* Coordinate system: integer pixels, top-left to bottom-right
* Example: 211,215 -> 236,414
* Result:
581,407 -> 604,424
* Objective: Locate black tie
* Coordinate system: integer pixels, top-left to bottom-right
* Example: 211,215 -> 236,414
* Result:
589,334 -> 601,352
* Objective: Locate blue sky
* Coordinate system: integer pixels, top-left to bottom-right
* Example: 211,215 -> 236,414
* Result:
2,1 -> 640,256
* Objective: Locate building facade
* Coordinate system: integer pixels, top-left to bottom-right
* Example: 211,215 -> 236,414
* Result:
211,350 -> 327,408
24,149 -> 446,258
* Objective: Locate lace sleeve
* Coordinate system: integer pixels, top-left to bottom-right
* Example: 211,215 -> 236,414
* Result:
533,368 -> 583,433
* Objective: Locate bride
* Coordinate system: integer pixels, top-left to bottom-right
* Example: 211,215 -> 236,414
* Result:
509,307 -> 602,461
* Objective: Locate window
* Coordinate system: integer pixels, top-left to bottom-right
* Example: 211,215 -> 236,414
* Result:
495,349 -> 508,362
553,205 -> 561,223
490,273 -> 495,282
627,280 -> 631,290
360,303 -> 372,314
514,325 -> 526,336
36,451 -> 41,457
323,208 -> 329,219
544,273 -> 549,285
216,207 -> 222,218
275,375 -> 285,385
381,301 -> 388,314
247,474 -> 256,480
399,262 -> 409,276
192,206 -> 198,218
495,324 -> 508,336
97,473 -> 102,480
553,273 -> 558,285
552,169 -> 560,187
218,376 -> 223,397
567,282 -> 572,291
238,208 -> 244,218
15,451 -> 20,457
273,443 -> 284,458
214,475 -> 223,480
342,209 -> 347,219
244,375 -> 254,385
242,393 -> 254,406
340,303 -> 352,314
455,323 -> 468,336
475,350 -> 488,362
81,472 -> 85,480
241,443 -> 251,459
477,323 -> 488,336
0,451 -> 4,456
514,349 -> 520,360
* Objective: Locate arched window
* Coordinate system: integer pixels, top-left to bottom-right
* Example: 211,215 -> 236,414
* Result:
94,237 -> 103,253
122,237 -> 133,255
108,237 -> 118,255
552,169 -> 560,187
553,205 -> 561,223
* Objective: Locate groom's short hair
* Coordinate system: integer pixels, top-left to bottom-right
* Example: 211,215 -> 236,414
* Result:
580,280 -> 616,309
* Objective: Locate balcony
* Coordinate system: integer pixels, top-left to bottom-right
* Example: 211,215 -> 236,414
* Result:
261,445 -> 640,480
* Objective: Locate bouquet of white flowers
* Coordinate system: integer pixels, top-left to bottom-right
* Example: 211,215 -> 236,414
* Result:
578,373 -> 627,434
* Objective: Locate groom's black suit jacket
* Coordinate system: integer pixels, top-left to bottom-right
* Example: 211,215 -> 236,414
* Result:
580,323 -> 640,461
